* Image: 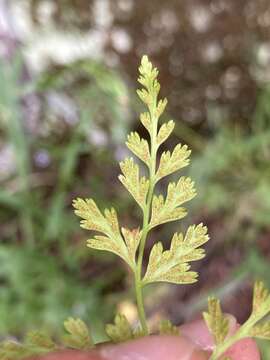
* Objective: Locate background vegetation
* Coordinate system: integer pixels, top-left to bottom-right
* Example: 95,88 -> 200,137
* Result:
1,0 -> 270,354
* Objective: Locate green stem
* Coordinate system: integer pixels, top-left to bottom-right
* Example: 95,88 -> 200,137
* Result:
135,265 -> 148,334
134,101 -> 158,335
135,180 -> 155,334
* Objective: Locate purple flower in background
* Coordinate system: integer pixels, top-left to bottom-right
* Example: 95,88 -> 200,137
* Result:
34,149 -> 51,168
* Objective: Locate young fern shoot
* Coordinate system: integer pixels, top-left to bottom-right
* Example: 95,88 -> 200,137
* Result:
73,56 -> 209,335
204,281 -> 270,360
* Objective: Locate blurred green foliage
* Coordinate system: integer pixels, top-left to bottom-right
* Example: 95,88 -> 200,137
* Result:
190,84 -> 270,243
0,53 -> 130,339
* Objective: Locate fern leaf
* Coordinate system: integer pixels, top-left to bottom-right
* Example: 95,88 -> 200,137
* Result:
150,177 -> 196,228
26,331 -> 56,351
140,112 -> 151,134
249,322 -> 270,340
143,224 -> 208,285
0,341 -> 30,360
159,320 -> 179,335
105,314 -> 133,343
156,144 -> 191,181
157,120 -> 175,147
126,132 -> 150,166
122,227 -> 141,264
252,280 -> 270,316
73,198 -> 130,265
0,333 -> 56,360
156,98 -> 168,118
63,318 -> 93,350
203,297 -> 229,345
119,158 -> 149,209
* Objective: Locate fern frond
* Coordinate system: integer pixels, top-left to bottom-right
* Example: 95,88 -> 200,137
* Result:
208,281 -> 270,359
73,55 -> 210,339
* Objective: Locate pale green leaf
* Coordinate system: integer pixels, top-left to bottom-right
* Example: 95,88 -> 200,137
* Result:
73,198 -> 130,265
150,194 -> 187,228
150,177 -> 196,228
159,320 -> 179,335
157,120 -> 175,147
156,144 -> 191,181
184,223 -> 210,249
0,341 -> 30,360
203,297 -> 229,345
73,198 -> 119,235
87,236 -> 128,264
126,132 -> 150,166
143,223 -> 208,285
0,333 -> 55,360
155,98 -> 168,118
249,322 -> 270,340
119,157 -> 149,209
140,112 -> 151,133
63,318 -> 93,350
105,314 -> 133,343
252,280 -> 270,316
26,331 -> 56,351
122,227 -> 141,264
137,88 -> 150,105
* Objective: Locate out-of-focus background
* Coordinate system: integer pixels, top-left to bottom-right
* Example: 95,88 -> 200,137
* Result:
1,0 -> 270,354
